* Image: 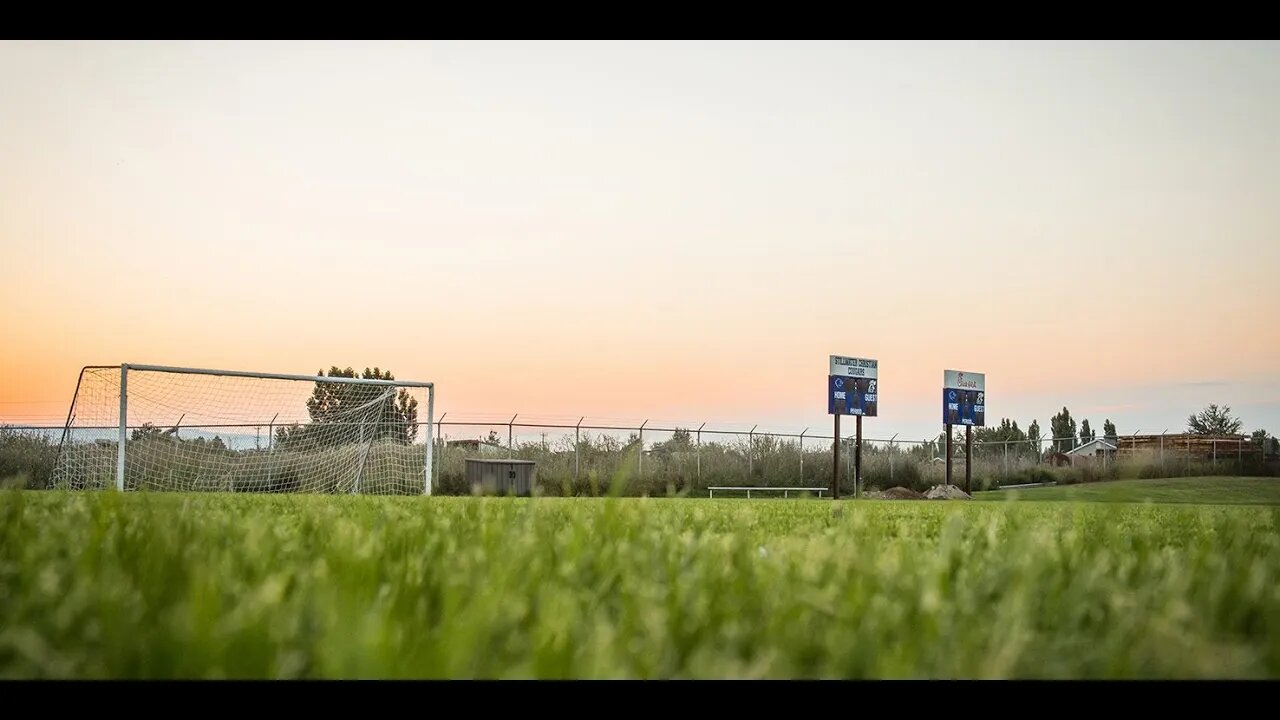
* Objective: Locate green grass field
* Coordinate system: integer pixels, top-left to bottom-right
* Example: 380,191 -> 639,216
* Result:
976,476 -> 1280,506
2,484 -> 1278,679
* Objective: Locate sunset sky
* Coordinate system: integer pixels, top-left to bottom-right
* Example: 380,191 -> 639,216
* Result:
2,40 -> 1277,444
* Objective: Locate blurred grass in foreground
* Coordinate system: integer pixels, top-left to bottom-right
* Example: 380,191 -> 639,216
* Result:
1,490 -> 1277,678
976,476 -> 1280,506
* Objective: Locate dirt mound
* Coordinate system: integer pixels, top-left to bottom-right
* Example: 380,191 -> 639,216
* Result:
924,484 -> 973,500
870,486 -> 927,500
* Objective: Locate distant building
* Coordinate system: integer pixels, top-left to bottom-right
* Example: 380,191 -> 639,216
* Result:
1063,438 -> 1116,466
1116,433 -> 1259,461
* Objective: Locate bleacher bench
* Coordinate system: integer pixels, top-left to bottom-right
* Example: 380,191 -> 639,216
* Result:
707,486 -> 827,499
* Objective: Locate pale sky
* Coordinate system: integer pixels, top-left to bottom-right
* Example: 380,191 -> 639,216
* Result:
2,40 -> 1277,444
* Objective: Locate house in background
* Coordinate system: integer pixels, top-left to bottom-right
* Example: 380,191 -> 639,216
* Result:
1063,438 -> 1117,466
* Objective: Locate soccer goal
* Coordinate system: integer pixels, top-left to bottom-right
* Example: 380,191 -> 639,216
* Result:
48,363 -> 435,495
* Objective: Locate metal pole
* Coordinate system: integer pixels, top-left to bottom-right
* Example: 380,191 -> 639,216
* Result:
435,411 -> 446,493
854,415 -> 862,498
832,413 -> 841,499
124,363 -> 433,388
508,414 -> 517,458
965,425 -> 973,494
799,428 -> 808,483
116,364 -> 128,491
748,424 -> 756,479
697,422 -> 705,485
575,416 -> 583,480
268,413 -> 278,451
424,387 -> 434,495
639,420 -> 647,476
355,416 -> 369,494
889,433 -> 898,485
945,424 -> 953,486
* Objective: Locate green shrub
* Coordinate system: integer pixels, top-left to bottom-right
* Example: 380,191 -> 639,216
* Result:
0,427 -> 58,490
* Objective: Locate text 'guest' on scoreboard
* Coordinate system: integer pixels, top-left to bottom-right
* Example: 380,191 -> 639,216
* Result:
942,369 -> 985,426
829,355 -> 878,416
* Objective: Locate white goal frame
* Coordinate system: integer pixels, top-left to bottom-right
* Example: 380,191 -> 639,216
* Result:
55,362 -> 436,494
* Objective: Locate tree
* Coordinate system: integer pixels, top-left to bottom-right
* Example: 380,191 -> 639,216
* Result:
1103,419 -> 1118,447
974,418 -> 1032,462
1050,407 -> 1076,453
276,366 -> 419,449
1250,429 -> 1277,457
1079,419 -> 1095,446
1027,419 -> 1042,457
975,419 -> 1027,445
651,427 -> 693,455
1186,404 -> 1243,436
130,422 -> 171,442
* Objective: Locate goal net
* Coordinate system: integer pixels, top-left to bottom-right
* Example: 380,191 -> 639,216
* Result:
48,364 -> 435,495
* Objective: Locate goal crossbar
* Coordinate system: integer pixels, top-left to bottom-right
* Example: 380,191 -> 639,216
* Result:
119,363 -> 434,388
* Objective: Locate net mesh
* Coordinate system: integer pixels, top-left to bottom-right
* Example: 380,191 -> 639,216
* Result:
49,366 -> 433,494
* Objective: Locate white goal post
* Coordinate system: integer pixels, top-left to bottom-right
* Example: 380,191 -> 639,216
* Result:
49,363 -> 435,495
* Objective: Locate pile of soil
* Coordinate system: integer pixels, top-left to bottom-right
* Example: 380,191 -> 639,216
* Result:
924,484 -> 973,500
869,486 -> 927,500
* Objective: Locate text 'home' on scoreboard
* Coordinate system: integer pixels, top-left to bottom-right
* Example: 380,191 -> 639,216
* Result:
829,355 -> 878,417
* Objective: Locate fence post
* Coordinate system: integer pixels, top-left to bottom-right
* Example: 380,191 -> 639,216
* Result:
846,436 -> 852,488
697,422 -> 705,486
889,433 -> 898,486
436,412 -> 447,489
748,425 -> 756,479
639,420 -> 647,476
116,364 -> 128,491
575,416 -> 583,480
508,414 -> 517,458
799,428 -> 808,483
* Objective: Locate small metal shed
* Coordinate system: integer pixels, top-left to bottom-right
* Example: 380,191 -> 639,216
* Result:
464,458 -> 538,496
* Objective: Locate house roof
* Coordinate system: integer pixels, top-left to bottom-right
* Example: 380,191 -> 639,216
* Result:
1065,438 -> 1117,455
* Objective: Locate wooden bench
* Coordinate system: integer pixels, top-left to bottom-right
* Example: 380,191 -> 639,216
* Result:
707,486 -> 827,499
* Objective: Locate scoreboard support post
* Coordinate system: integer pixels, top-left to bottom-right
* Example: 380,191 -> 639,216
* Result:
945,424 -> 953,486
855,415 -> 862,498
965,425 -> 973,495
942,369 -> 986,492
832,413 -> 841,500
828,355 -> 878,501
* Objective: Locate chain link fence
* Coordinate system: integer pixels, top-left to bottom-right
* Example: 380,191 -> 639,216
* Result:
6,416 -> 1275,495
